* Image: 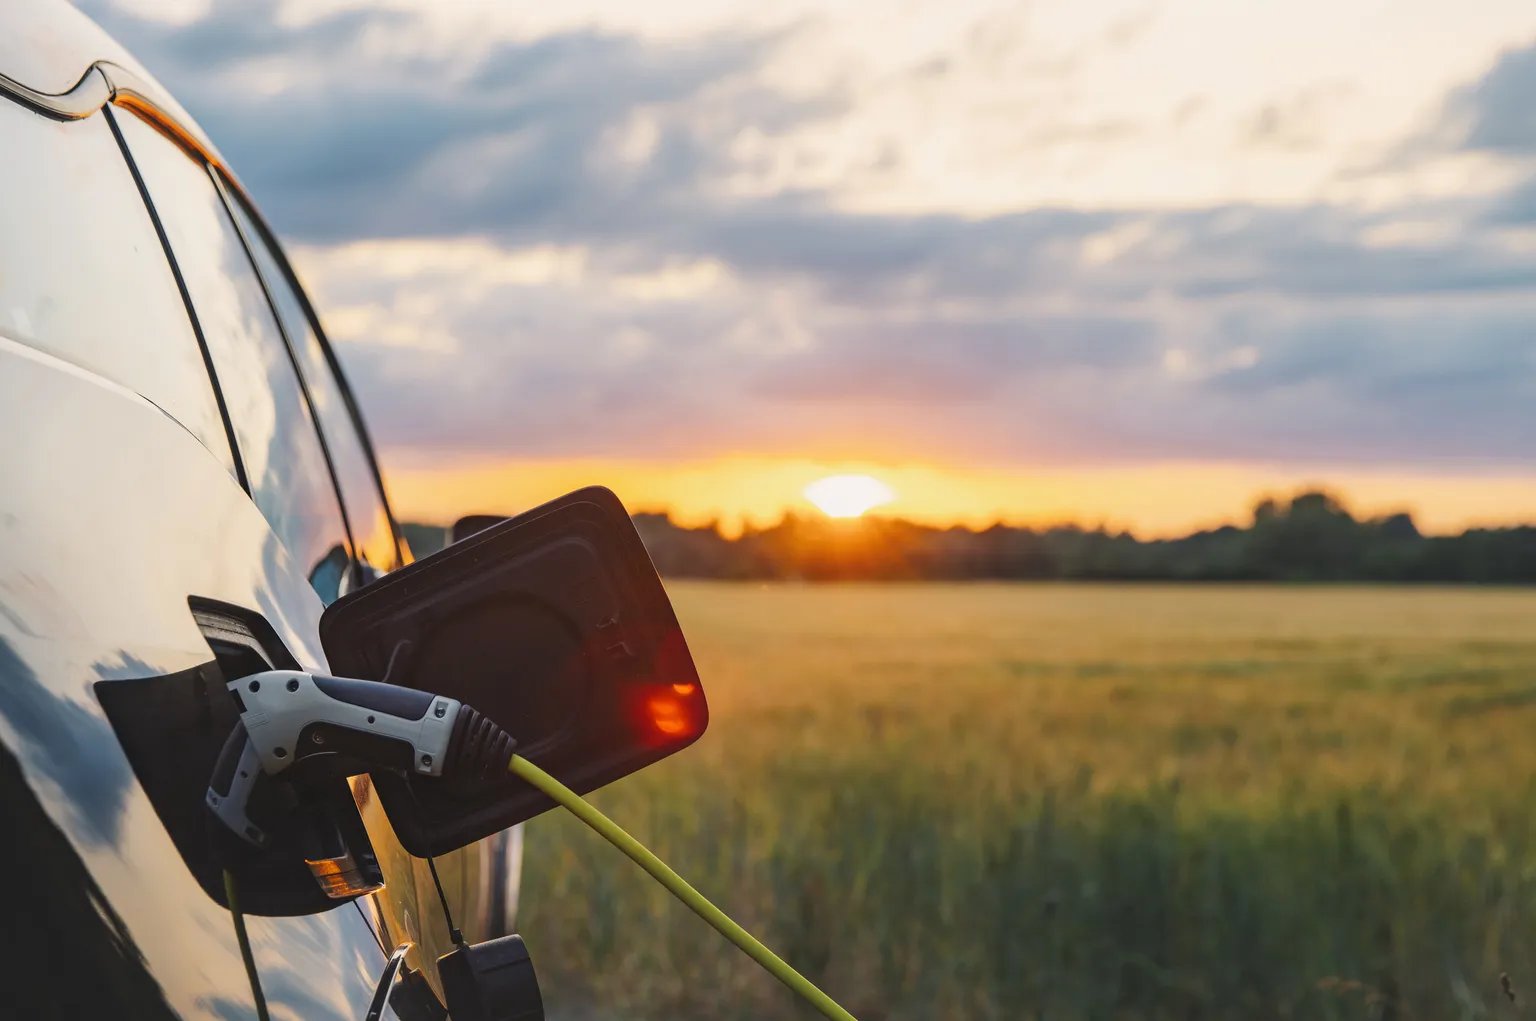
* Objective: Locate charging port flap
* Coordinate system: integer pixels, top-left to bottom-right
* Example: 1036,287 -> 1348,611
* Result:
93,598 -> 384,916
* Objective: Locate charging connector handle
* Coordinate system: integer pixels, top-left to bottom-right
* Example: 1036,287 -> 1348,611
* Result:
208,670 -> 466,849
507,754 -> 861,1021
231,670 -> 460,778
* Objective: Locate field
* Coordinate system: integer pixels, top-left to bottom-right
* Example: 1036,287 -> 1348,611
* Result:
517,583 -> 1536,1020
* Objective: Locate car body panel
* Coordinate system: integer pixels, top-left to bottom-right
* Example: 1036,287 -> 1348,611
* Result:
0,334 -> 385,1020
0,0 -> 148,95
0,3 -> 515,1014
0,0 -> 213,155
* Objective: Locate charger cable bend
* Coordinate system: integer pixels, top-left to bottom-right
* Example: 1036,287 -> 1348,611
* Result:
507,754 -> 860,1021
201,669 -> 857,1021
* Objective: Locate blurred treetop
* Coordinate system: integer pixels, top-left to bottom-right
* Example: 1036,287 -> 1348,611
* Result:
404,491 -> 1536,583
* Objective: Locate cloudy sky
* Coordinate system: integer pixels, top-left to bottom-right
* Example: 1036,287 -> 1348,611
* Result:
79,0 -> 1536,533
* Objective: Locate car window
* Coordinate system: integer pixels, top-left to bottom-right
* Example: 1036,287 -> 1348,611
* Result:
113,110 -> 352,603
0,99 -> 232,472
225,193 -> 401,576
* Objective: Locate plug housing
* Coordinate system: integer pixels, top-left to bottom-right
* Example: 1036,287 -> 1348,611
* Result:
437,934 -> 543,1021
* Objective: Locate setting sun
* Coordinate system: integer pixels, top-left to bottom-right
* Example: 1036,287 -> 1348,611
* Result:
803,474 -> 896,519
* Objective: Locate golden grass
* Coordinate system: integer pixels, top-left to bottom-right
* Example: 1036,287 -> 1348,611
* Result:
519,583 -> 1536,1020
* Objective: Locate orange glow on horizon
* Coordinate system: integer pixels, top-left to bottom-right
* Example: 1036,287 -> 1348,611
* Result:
380,453 -> 1536,539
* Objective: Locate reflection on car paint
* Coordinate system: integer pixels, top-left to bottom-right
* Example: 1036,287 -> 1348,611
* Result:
0,100 -> 233,473
0,638 -> 135,847
0,723 -> 181,1019
113,109 -> 355,605
225,193 -> 403,579
0,340 -> 383,1019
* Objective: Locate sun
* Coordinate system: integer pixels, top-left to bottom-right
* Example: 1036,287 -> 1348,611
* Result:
803,474 -> 896,518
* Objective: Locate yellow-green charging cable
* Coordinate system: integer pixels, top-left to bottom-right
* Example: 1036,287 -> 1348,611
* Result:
508,754 -> 860,1021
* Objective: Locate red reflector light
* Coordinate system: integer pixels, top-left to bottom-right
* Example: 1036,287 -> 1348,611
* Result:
647,696 -> 690,737
671,682 -> 697,696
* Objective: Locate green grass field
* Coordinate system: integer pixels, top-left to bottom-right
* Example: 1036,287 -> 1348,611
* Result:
518,583 -> 1536,1020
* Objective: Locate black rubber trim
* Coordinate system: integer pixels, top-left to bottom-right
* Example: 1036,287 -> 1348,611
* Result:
209,167 -> 357,569
107,106 -> 250,493
219,177 -> 409,569
0,65 -> 109,120
444,705 -> 517,787
311,675 -> 435,720
295,722 -> 415,771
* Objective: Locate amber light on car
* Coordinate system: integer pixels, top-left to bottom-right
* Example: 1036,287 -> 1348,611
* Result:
304,851 -> 384,900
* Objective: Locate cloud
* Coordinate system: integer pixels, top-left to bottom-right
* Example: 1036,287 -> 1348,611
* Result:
1446,43 -> 1536,158
80,0 -> 833,243
75,1 -> 1536,471
1240,83 -> 1352,153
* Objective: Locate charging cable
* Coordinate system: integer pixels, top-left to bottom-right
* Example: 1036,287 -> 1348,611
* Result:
205,670 -> 860,1021
508,754 -> 860,1021
222,870 -> 272,1021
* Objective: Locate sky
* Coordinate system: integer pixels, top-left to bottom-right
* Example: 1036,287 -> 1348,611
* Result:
77,0 -> 1536,535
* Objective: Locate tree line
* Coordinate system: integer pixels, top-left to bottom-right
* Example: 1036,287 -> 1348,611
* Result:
401,490 -> 1536,582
